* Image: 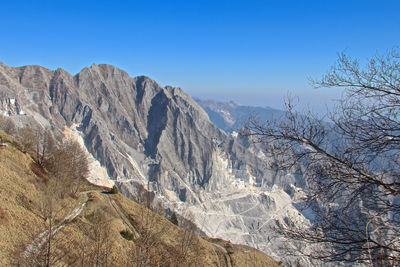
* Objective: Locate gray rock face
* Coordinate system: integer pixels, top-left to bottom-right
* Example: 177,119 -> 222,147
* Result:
0,62 -> 314,265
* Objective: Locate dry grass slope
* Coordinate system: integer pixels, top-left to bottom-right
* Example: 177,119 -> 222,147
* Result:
0,131 -> 280,266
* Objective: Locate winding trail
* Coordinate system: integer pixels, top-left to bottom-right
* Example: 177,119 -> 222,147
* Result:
23,194 -> 89,260
21,188 -> 240,267
22,189 -> 143,263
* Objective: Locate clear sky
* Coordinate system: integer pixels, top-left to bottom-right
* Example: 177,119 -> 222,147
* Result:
1,0 -> 399,111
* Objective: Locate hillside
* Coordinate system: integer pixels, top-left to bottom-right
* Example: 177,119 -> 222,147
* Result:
0,131 -> 279,266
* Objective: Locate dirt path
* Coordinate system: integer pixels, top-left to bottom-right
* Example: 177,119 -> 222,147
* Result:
23,189 -> 143,263
23,194 -> 89,260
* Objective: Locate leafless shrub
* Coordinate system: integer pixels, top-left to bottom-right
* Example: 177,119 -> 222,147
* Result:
175,211 -> 202,266
17,125 -> 39,153
127,206 -> 170,267
0,114 -> 16,136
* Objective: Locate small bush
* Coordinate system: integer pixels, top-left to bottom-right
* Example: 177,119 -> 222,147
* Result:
170,212 -> 178,226
120,229 -> 134,241
110,185 -> 119,194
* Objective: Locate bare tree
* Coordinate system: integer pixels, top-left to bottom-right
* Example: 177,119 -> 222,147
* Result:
128,206 -> 169,266
0,114 -> 16,136
36,128 -> 56,166
175,211 -> 201,266
44,139 -> 89,195
76,208 -> 114,267
64,140 -> 90,194
17,125 -> 39,153
242,48 -> 400,265
21,178 -> 76,267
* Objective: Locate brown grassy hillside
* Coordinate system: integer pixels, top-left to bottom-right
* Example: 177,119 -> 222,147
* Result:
0,131 -> 280,266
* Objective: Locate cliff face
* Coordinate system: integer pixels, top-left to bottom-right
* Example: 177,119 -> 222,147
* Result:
0,62 -> 312,265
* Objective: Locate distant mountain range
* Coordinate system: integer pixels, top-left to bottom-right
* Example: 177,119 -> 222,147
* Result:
195,98 -> 285,134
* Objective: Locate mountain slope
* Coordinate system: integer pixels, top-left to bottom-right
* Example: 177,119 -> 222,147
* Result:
0,62 -> 311,265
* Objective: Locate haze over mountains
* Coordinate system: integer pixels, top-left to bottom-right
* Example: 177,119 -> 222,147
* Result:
195,98 -> 285,134
0,62 -> 316,265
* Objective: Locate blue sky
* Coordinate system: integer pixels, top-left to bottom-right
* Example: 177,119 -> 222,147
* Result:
1,0 -> 399,111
